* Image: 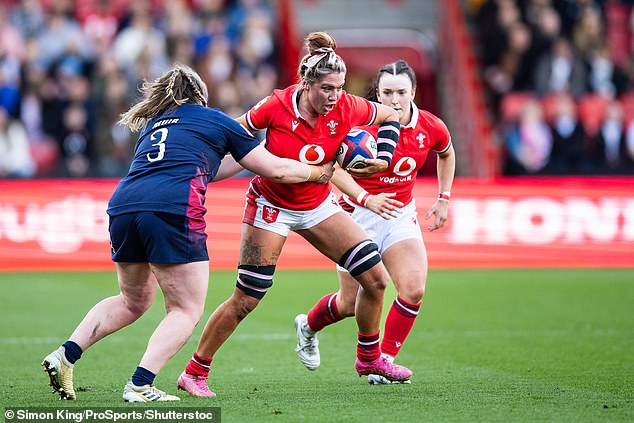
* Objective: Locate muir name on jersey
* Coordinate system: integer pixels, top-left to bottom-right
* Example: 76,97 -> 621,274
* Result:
152,118 -> 180,129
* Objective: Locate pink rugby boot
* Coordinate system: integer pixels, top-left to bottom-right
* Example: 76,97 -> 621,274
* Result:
177,371 -> 216,397
355,356 -> 412,382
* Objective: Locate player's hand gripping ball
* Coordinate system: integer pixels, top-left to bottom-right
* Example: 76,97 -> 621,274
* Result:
336,128 -> 378,170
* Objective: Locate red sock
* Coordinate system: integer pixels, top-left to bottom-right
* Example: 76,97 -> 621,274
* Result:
381,296 -> 421,357
306,293 -> 342,332
185,353 -> 213,378
357,331 -> 381,362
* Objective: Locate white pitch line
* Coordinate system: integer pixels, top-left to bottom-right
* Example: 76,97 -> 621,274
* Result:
0,336 -> 127,345
1,333 -> 293,345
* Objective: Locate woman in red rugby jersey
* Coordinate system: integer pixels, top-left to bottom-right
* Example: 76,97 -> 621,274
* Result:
297,60 -> 455,384
178,32 -> 412,397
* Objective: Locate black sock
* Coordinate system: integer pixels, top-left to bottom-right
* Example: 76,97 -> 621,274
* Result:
62,341 -> 83,364
131,366 -> 156,387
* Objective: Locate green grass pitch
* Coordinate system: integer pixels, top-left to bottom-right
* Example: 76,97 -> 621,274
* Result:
0,269 -> 632,422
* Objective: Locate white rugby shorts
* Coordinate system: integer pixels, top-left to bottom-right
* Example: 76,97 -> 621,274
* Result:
243,190 -> 343,237
336,200 -> 423,272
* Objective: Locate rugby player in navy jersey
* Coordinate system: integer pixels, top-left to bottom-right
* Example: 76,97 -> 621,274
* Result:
41,64 -> 332,402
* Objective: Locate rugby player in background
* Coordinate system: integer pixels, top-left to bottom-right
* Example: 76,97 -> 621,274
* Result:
296,60 -> 455,384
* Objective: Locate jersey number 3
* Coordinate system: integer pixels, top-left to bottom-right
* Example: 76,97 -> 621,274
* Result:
147,128 -> 168,162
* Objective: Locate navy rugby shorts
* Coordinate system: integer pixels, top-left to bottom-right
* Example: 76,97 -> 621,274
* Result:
109,212 -> 208,263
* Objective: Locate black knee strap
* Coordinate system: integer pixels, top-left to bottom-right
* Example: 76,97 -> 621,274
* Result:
338,239 -> 381,277
236,264 -> 275,299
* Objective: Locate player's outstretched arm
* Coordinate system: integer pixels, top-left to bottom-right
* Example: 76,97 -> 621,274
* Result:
239,145 -> 333,184
212,154 -> 245,182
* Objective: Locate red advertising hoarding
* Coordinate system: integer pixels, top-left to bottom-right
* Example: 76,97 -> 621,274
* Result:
0,177 -> 632,271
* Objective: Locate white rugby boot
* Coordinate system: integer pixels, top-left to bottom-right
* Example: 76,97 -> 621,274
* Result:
294,314 -> 320,371
42,347 -> 76,400
123,380 -> 180,402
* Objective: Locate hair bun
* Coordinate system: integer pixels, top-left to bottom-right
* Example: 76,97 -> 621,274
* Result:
305,31 -> 337,54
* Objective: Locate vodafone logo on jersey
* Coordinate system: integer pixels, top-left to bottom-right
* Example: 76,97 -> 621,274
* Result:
393,157 -> 417,176
299,144 -> 325,164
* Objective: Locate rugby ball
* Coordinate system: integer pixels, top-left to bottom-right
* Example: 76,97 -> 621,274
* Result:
336,129 -> 377,170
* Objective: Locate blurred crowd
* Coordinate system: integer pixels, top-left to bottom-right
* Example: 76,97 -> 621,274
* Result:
471,0 -> 634,175
5,0 -> 633,180
0,0 -> 277,178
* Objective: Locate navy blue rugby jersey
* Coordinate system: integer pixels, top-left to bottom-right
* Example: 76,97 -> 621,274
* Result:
107,103 -> 259,219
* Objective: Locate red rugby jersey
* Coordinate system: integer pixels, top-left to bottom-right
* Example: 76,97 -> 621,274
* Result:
353,103 -> 451,205
245,85 -> 377,210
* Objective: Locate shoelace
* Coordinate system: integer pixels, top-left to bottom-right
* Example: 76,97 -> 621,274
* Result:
299,326 -> 317,350
304,335 -> 318,351
190,376 -> 208,386
194,379 -> 211,393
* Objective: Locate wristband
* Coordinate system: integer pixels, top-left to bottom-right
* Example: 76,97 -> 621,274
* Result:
356,190 -> 371,207
438,191 -> 450,202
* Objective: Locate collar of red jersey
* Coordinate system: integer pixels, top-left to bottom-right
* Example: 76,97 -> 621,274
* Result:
292,87 -> 302,119
403,101 -> 418,129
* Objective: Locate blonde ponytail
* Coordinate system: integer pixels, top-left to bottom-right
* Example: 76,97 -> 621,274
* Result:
119,64 -> 209,132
